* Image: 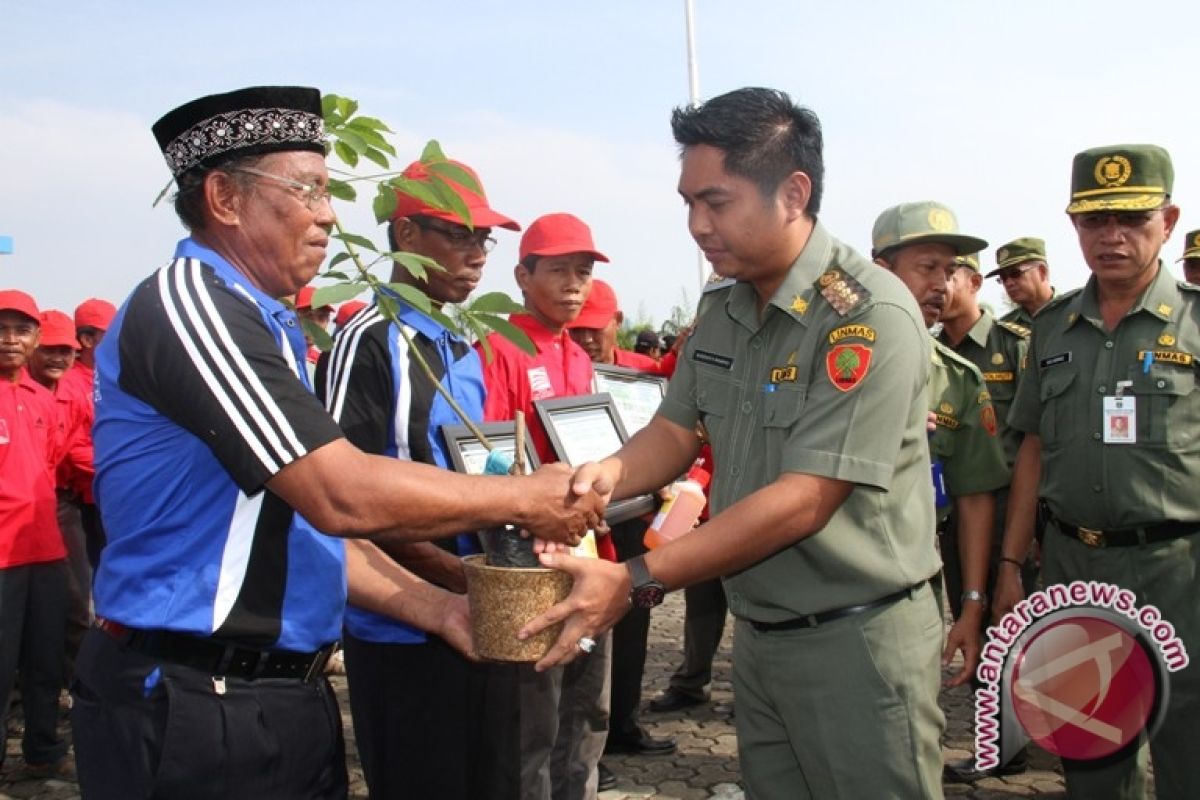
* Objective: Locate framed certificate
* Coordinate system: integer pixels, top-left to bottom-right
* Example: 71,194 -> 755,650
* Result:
440,421 -> 542,476
534,393 -> 656,524
591,363 -> 668,436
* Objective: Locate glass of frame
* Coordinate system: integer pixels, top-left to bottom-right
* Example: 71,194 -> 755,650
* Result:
591,363 -> 668,437
440,421 -> 542,476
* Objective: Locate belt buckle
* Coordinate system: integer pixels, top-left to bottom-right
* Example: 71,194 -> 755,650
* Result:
303,643 -> 336,683
1077,526 -> 1105,548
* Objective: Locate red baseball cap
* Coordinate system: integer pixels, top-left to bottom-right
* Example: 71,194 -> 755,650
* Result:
39,310 -> 81,349
74,298 -> 117,331
0,289 -> 40,322
296,286 -> 333,311
519,213 -> 609,263
569,279 -> 619,329
335,300 -> 368,327
391,159 -> 520,231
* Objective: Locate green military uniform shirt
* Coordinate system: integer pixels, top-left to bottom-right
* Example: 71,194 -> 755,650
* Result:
928,340 -> 1009,523
1009,263 -> 1200,527
659,222 -> 941,622
1000,289 -> 1055,328
938,310 -> 1029,467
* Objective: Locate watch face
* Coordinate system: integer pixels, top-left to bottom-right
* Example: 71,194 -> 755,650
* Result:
632,583 -> 666,609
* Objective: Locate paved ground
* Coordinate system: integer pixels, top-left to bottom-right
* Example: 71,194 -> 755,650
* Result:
1,591 -> 1121,799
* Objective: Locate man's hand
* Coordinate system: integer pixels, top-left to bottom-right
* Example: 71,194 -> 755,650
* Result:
943,606 -> 984,687
517,551 -> 632,672
435,592 -> 477,661
517,463 -> 610,544
992,564 -> 1026,624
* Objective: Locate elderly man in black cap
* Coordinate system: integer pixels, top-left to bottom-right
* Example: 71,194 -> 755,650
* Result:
72,85 -> 603,799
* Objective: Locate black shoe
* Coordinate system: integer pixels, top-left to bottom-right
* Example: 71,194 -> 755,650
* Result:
598,763 -> 617,792
604,726 -> 678,756
943,749 -> 1029,784
647,687 -> 706,713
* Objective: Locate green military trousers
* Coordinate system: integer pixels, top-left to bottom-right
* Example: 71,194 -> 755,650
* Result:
731,581 -> 945,799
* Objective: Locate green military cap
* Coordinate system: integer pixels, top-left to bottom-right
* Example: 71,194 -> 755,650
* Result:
870,201 -> 988,259
1180,229 -> 1200,261
1066,143 -> 1173,214
954,252 -> 981,271
984,237 -> 1047,278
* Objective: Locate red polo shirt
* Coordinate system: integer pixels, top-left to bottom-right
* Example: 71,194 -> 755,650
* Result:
478,314 -> 615,561
0,373 -> 67,567
50,361 -> 96,502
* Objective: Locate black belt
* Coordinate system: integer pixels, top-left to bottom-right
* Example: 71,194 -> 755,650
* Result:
1050,516 -> 1197,549
747,582 -> 925,632
95,617 -> 336,683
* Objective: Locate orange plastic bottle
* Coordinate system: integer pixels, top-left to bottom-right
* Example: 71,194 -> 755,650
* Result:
643,465 -> 711,549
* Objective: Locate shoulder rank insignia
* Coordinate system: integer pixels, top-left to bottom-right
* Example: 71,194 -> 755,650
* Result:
815,267 -> 871,316
1157,303 -> 1173,318
997,320 -> 1031,338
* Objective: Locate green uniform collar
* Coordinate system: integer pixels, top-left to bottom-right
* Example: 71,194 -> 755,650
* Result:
963,308 -> 994,349
1067,262 -> 1179,330
724,222 -> 834,330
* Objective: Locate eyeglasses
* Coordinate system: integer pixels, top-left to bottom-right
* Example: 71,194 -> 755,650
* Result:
1074,210 -> 1160,231
993,262 -> 1038,283
235,167 -> 332,212
411,217 -> 497,253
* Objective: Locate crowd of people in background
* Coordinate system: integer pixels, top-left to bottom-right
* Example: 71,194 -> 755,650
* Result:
1,82 -> 1198,800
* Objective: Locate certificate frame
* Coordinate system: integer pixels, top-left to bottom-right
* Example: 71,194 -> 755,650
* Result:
440,420 -> 542,476
591,363 -> 668,437
534,393 -> 656,524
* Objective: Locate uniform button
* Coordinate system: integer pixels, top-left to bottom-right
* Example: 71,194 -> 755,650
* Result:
1092,432 -> 1102,440
1157,380 -> 1167,389
1092,485 -> 1103,493
751,338 -> 762,350
741,401 -> 753,414
1097,385 -> 1106,394
730,465 -> 742,477
1104,340 -> 1114,349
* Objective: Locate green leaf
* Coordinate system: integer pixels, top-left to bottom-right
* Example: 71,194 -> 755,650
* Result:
467,291 -> 526,315
320,268 -> 350,281
386,282 -> 433,314
362,147 -> 390,169
328,252 -> 353,269
333,232 -> 378,252
335,96 -> 358,121
428,160 -> 480,194
464,314 -> 490,350
420,140 -> 447,163
312,283 -> 369,307
473,312 -> 535,355
372,189 -> 398,224
386,251 -> 446,281
333,140 -> 359,168
389,177 -> 448,211
346,122 -> 396,156
302,318 -> 334,353
426,177 -> 473,227
376,293 -> 400,324
335,127 -> 370,154
427,305 -> 460,335
349,115 -> 392,133
327,178 -> 356,202
320,94 -> 338,120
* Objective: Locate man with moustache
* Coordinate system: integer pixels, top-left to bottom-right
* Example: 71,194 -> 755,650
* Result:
985,237 -> 1056,326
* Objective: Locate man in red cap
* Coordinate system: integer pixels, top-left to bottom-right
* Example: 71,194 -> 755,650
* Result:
295,285 -> 334,369
478,213 -> 616,799
316,157 -> 522,800
333,299 -> 367,330
0,290 -> 72,780
27,311 -> 95,680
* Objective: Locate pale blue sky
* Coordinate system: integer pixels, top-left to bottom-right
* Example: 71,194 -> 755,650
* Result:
4,1 -> 1200,324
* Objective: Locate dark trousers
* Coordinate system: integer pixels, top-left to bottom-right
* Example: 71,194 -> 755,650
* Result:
57,492 -> 93,678
0,560 -> 68,768
71,627 -> 347,799
608,519 -> 651,740
343,629 -> 518,800
667,578 -> 727,699
80,501 -> 106,570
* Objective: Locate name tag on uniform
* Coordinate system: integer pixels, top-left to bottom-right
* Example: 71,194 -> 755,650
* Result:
1102,395 -> 1136,444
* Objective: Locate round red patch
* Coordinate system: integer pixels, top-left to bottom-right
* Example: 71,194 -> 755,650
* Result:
825,344 -> 872,392
1011,615 -> 1157,761
981,405 -> 998,436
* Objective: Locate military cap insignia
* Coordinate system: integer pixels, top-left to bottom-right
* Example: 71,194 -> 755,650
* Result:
928,208 -> 955,232
826,344 -> 872,391
790,294 -> 809,314
991,352 -> 1005,365
814,268 -> 871,316
1094,155 -> 1133,188
1159,333 -> 1176,346
1157,303 -> 1173,318
981,405 -> 998,437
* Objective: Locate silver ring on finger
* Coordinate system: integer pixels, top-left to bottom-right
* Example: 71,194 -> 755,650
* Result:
577,636 -> 596,654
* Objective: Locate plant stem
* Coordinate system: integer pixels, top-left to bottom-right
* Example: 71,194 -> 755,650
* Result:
332,217 -> 496,451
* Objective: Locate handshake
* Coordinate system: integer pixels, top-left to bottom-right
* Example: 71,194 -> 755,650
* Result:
510,461 -> 618,548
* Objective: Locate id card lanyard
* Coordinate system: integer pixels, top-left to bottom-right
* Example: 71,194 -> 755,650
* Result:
1102,380 -> 1136,444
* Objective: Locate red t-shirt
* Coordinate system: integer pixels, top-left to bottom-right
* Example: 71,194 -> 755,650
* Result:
613,348 -> 677,378
0,374 -> 67,567
478,314 -> 615,561
50,362 -> 96,502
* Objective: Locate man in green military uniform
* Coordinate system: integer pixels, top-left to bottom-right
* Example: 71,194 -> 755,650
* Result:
937,248 -> 1035,781
995,144 -> 1200,800
870,202 -> 1009,688
1177,228 -> 1200,284
986,237 -> 1056,325
520,87 -> 946,800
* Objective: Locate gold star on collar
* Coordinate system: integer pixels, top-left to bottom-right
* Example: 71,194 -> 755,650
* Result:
790,294 -> 809,314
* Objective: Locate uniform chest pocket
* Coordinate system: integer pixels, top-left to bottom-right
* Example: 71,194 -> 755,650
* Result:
694,379 -> 737,448
1038,368 -> 1077,445
1131,366 -> 1197,447
760,385 -> 807,478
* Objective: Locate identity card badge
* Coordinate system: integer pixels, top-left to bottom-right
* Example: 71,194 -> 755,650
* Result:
1102,381 -> 1136,444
